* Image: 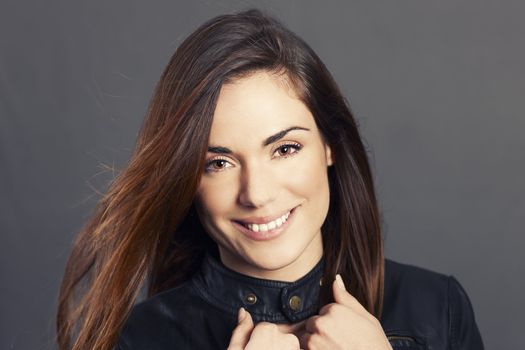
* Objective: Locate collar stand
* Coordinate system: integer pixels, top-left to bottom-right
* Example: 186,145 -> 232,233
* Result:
192,253 -> 325,323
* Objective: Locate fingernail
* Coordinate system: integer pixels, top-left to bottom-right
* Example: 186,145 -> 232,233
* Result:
237,307 -> 246,322
335,274 -> 346,290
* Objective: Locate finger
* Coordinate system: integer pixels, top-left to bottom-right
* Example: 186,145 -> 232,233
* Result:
276,320 -> 306,335
304,315 -> 322,334
298,332 -> 317,350
318,302 -> 336,316
282,333 -> 301,350
332,274 -> 367,313
227,308 -> 254,350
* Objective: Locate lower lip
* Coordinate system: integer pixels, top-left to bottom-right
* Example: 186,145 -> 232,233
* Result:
231,207 -> 298,241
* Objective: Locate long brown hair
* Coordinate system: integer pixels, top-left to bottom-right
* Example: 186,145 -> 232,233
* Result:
56,9 -> 383,350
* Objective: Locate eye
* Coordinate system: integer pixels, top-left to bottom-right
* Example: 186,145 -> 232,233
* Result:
273,142 -> 302,158
204,158 -> 233,173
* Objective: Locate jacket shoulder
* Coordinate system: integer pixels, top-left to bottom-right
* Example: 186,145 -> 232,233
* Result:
382,258 -> 450,328
116,281 -> 201,349
383,258 -> 450,299
382,258 -> 484,349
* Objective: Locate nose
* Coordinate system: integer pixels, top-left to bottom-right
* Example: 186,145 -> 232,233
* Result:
237,162 -> 277,208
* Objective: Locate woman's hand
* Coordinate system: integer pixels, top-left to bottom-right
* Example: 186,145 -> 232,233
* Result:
298,275 -> 392,350
227,307 -> 301,350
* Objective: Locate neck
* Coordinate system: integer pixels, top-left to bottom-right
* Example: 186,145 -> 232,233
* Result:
218,234 -> 323,282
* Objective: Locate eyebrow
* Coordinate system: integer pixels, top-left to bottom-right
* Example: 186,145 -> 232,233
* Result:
207,126 -> 310,154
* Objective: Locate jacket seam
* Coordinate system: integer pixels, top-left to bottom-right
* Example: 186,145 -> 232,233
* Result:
191,276 -> 318,322
447,275 -> 455,350
190,278 -> 239,317
204,254 -> 324,289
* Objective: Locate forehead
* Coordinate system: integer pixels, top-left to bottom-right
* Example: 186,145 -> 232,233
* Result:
209,71 -> 316,144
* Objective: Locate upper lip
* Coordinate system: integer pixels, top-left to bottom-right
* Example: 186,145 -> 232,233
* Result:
233,206 -> 296,225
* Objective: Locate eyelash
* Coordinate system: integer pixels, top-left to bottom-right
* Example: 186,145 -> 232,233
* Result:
204,142 -> 303,173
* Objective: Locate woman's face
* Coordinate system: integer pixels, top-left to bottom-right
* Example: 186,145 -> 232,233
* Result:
195,71 -> 332,281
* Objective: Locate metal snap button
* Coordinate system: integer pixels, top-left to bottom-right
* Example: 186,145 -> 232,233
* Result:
244,293 -> 257,305
319,276 -> 323,286
289,295 -> 302,311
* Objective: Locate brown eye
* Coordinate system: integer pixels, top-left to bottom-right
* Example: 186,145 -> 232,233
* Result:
205,158 -> 232,173
213,160 -> 227,168
278,145 -> 291,155
275,143 -> 302,157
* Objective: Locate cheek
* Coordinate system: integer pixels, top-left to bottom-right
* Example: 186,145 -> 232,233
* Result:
197,176 -> 239,218
280,151 -> 330,202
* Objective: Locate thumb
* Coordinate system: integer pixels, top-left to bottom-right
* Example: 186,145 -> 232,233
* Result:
227,308 -> 254,350
332,274 -> 368,315
332,274 -> 352,306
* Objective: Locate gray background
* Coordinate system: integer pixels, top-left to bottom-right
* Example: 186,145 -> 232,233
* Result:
1,0 -> 523,349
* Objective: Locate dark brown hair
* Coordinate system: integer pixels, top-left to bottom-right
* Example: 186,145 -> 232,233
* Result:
56,9 -> 383,350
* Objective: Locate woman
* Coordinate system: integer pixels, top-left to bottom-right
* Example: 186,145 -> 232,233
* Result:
56,9 -> 484,350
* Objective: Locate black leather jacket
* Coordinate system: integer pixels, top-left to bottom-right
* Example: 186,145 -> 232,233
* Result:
116,253 -> 484,349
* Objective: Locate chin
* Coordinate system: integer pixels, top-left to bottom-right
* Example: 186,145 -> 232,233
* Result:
238,243 -> 313,279
215,212 -> 324,280
247,250 -> 300,271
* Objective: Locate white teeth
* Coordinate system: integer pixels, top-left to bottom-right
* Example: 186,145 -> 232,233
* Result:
245,210 -> 291,232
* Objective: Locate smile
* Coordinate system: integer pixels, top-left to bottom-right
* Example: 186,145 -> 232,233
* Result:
242,210 -> 290,232
231,206 -> 298,241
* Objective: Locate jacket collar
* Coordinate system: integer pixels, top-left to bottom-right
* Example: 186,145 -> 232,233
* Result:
192,253 -> 324,323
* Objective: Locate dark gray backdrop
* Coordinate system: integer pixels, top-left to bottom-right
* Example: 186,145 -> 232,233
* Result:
1,1 -> 523,349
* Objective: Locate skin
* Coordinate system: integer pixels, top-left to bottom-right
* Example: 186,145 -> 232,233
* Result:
196,71 -> 392,349
229,276 -> 393,350
195,70 -> 332,282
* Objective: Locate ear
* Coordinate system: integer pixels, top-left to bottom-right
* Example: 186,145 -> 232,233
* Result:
325,143 -> 333,167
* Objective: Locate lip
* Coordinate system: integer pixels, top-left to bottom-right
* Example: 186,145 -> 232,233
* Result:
234,207 -> 295,225
231,206 -> 298,241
